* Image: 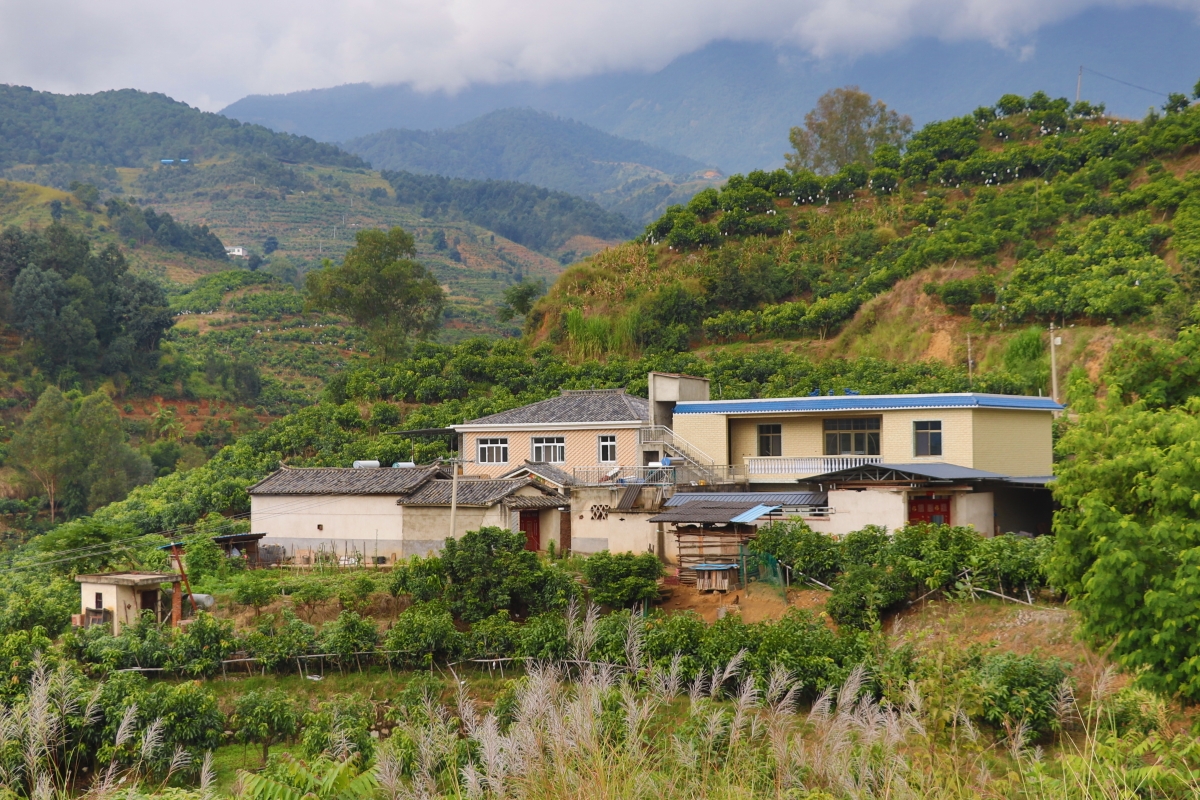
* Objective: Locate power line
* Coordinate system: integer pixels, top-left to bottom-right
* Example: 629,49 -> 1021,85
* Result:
1081,66 -> 1170,99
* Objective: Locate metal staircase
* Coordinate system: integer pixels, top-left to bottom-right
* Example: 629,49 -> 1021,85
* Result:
638,426 -> 741,485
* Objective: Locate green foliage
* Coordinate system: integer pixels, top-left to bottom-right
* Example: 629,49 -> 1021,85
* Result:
387,554 -> 447,603
233,572 -> 280,616
231,688 -> 301,764
383,170 -> 639,253
498,278 -> 546,321
0,574 -> 78,636
241,754 -> 378,800
440,526 -> 563,622
169,270 -> 276,313
383,603 -> 462,667
65,611 -> 172,673
970,534 -> 1052,594
104,199 -> 226,259
243,609 -> 318,673
300,695 -> 376,763
288,578 -> 334,622
0,84 -> 362,169
305,227 -> 445,361
0,627 -> 52,701
785,87 -> 912,175
516,611 -> 568,660
1050,397 -> 1200,701
168,611 -> 237,677
977,652 -> 1069,734
580,550 -> 663,607
182,530 -> 227,585
749,519 -> 840,583
320,611 -> 379,669
1,223 -> 173,379
466,610 -> 520,659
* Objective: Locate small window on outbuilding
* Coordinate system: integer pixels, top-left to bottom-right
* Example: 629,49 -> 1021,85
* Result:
95,592 -> 104,610
914,420 -> 943,457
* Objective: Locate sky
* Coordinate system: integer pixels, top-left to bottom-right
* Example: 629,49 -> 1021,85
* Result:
1,0 -> 1198,111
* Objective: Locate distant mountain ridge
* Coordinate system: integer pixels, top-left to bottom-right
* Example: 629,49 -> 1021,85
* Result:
0,84 -> 362,172
221,6 -> 1200,173
345,109 -> 718,223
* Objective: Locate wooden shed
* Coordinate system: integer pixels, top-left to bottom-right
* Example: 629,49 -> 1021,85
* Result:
647,501 -> 781,587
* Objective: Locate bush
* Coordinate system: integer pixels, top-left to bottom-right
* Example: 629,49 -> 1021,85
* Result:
168,612 -> 237,677
970,534 -> 1052,595
243,609 -> 318,674
517,612 -> 568,661
749,520 -> 840,583
232,688 -> 301,764
320,610 -> 379,671
977,652 -> 1069,735
826,564 -> 912,629
580,551 -> 663,608
233,572 -> 279,616
384,603 -> 462,667
466,610 -> 519,659
301,695 -> 376,763
442,526 -> 552,621
387,554 -> 446,603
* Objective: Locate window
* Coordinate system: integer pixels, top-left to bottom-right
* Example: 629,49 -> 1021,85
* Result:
531,436 -> 566,463
598,435 -> 618,463
477,438 -> 509,464
757,424 -> 782,457
95,592 -> 104,610
914,421 -> 943,457
823,418 -> 881,455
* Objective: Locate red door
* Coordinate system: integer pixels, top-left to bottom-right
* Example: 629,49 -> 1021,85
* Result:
519,510 -> 541,551
908,495 -> 951,525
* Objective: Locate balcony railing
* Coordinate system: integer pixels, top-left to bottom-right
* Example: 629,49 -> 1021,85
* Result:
745,455 -> 882,477
572,463 -> 745,487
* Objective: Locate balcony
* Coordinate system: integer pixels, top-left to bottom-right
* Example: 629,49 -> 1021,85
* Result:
572,463 -> 745,487
744,455 -> 883,480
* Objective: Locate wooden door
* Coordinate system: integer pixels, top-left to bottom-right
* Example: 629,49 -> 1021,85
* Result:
908,495 -> 951,525
519,510 -> 541,551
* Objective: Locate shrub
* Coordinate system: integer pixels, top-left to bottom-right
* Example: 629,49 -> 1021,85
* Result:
384,603 -> 461,667
642,610 -> 706,677
0,627 -> 53,700
287,577 -> 333,622
233,572 -> 279,617
320,610 -> 378,671
970,534 -> 1052,595
977,652 -> 1070,735
580,551 -> 663,608
168,611 -> 237,677
301,695 -> 376,763
826,564 -> 912,629
336,573 -> 377,612
243,609 -> 318,674
749,520 -> 840,584
441,526 -> 549,621
232,688 -> 301,764
517,612 -> 568,661
753,609 -> 855,695
466,610 -> 519,659
387,554 -> 446,603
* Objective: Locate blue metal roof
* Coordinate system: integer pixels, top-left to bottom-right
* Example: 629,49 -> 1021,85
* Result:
675,393 -> 1063,415
665,491 -> 826,507
730,504 -> 782,524
694,563 -> 739,570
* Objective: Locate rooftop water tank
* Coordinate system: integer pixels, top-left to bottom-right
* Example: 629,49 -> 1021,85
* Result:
352,460 -> 381,469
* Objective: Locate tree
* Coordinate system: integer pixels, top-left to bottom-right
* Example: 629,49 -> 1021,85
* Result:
76,391 -> 152,511
580,551 -> 663,608
232,688 -> 300,765
305,227 -> 445,361
70,181 -> 100,211
233,573 -> 278,617
785,87 -> 912,175
10,386 -> 78,522
497,278 -> 545,321
1050,398 -> 1200,701
263,235 -> 279,255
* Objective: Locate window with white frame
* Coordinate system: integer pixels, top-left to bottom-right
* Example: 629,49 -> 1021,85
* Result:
914,421 -> 943,457
477,437 -> 509,464
531,436 -> 566,463
598,435 -> 618,463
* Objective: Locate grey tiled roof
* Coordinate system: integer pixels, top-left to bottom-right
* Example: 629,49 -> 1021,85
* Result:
396,478 -> 560,507
248,465 -> 445,495
461,389 -> 649,426
648,502 -> 767,524
499,461 -> 578,487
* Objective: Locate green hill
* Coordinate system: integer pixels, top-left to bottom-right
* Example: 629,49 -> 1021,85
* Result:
527,93 -> 1200,392
0,84 -> 361,177
346,108 -> 722,223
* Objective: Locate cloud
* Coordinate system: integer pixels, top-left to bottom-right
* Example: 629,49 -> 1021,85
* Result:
0,0 -> 1196,110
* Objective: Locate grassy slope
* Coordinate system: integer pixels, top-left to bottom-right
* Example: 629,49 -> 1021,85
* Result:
527,112 -> 1197,381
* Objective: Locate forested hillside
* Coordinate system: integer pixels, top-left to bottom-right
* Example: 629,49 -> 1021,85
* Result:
527,91 -> 1200,391
0,85 -> 361,175
347,108 -> 720,222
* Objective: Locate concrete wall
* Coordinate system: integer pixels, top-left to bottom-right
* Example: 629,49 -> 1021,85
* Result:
729,416 -> 823,463
567,486 -> 665,559
253,494 -> 407,563
78,584 -> 143,634
671,414 -> 727,464
461,427 -> 640,477
972,409 -> 1054,477
877,408 -> 975,466
953,492 -> 995,535
808,489 -> 908,535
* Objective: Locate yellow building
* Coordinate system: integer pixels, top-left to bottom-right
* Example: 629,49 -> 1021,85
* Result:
670,393 -> 1061,484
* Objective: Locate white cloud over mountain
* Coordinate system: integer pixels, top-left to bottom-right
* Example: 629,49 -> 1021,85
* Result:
0,0 -> 1196,110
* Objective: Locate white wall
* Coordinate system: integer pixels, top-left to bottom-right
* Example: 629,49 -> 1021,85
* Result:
253,494 -> 407,562
807,489 -> 908,535
568,486 -> 664,559
953,492 -> 995,536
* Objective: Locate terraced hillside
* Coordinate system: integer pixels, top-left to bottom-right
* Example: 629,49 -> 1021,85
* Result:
528,93 -> 1200,393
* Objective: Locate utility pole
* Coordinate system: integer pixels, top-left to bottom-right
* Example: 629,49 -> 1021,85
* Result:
449,457 -> 459,540
966,333 -> 974,389
1076,66 -> 1083,103
1049,322 -> 1061,403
